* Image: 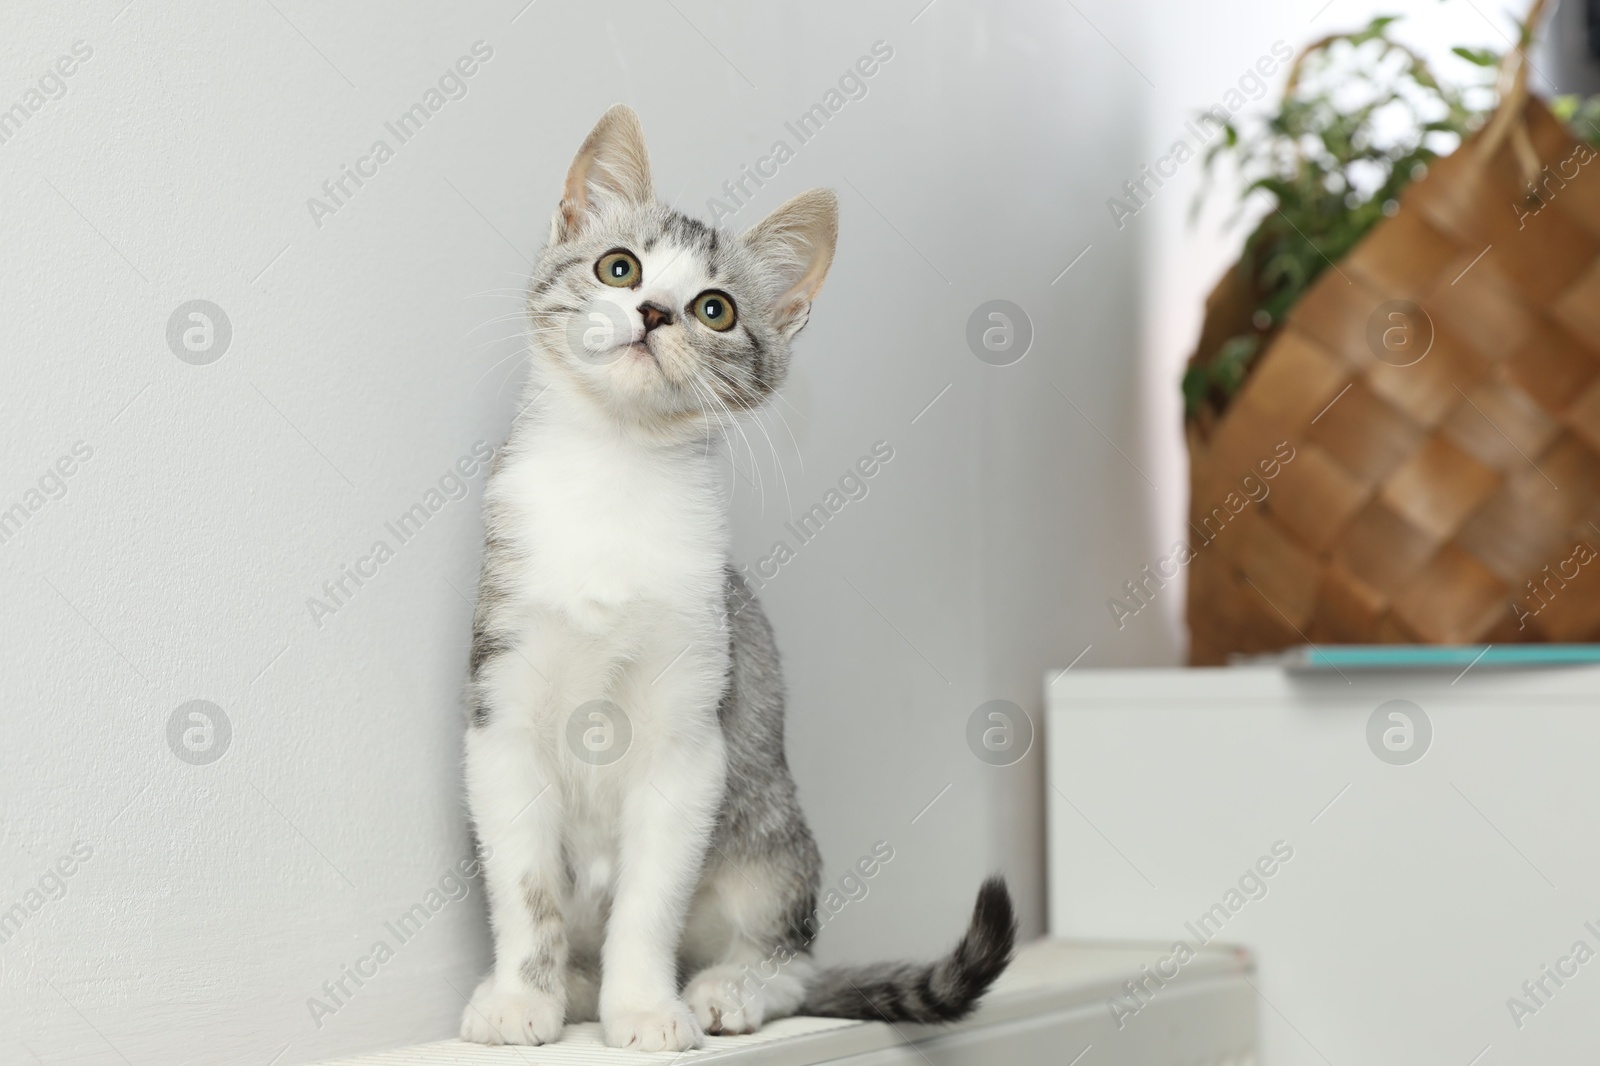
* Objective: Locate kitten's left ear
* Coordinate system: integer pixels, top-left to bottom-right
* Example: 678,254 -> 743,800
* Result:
554,104 -> 653,242
744,188 -> 838,340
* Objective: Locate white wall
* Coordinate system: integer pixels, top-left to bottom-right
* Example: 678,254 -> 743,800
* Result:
0,1 -> 1163,1063
1048,667 -> 1600,1065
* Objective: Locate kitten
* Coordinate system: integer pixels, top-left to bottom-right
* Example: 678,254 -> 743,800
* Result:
459,104 -> 1015,1053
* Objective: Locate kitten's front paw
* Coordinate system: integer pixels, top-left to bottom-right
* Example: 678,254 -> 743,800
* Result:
685,967 -> 763,1034
602,1002 -> 704,1052
459,977 -> 564,1045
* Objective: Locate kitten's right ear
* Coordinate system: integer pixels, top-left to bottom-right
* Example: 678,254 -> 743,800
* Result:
553,104 -> 653,243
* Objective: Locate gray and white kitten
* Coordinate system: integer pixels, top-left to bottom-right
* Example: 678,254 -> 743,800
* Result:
459,104 -> 1014,1052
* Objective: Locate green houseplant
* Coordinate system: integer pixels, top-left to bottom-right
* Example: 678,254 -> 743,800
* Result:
1183,11 -> 1600,431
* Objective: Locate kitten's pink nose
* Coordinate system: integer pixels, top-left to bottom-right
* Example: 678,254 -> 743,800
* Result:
638,300 -> 674,332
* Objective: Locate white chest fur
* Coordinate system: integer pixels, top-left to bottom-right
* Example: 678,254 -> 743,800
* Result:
489,412 -> 728,632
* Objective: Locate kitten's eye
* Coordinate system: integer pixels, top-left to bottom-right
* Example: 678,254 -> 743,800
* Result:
596,250 -> 641,288
692,290 -> 737,332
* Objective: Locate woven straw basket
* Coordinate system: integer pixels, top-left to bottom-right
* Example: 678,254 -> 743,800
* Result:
1184,3 -> 1600,664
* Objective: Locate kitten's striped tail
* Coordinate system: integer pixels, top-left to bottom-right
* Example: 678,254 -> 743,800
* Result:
799,877 -> 1017,1023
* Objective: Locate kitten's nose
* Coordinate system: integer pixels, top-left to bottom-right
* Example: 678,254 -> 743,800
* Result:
638,300 -> 674,333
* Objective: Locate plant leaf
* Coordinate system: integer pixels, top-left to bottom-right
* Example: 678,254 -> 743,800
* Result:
1451,46 -> 1498,67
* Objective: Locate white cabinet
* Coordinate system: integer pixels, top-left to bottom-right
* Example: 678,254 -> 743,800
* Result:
1047,666 -> 1600,1065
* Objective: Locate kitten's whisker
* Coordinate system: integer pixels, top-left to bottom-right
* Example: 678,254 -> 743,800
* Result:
750,411 -> 791,518
459,326 -> 555,357
461,289 -> 531,300
712,385 -> 766,515
473,348 -> 531,389
772,388 -> 809,426
698,365 -> 764,511
710,366 -> 790,518
765,399 -> 807,476
684,378 -> 741,505
494,355 -> 527,402
691,376 -> 758,508
689,377 -> 737,458
700,360 -> 785,514
462,311 -> 540,335
751,406 -> 794,518
687,381 -> 726,487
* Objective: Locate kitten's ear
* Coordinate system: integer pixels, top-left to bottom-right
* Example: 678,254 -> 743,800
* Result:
554,104 -> 653,242
744,189 -> 838,340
